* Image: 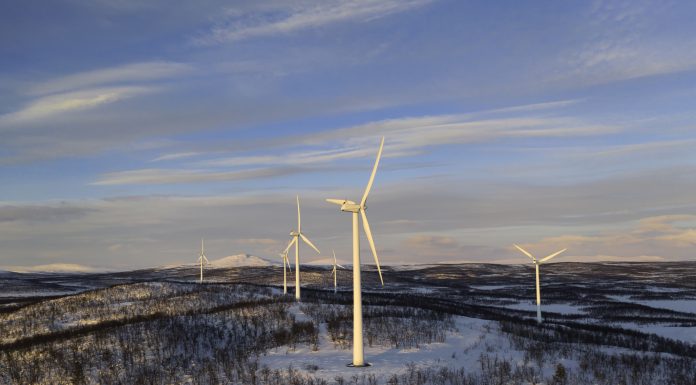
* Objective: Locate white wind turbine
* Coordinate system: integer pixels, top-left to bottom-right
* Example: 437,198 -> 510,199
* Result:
197,238 -> 209,283
282,196 -> 320,300
331,249 -> 346,294
279,249 -> 292,294
326,137 -> 385,367
513,244 -> 567,324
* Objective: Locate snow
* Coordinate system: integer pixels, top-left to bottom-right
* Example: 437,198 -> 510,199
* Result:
470,285 -> 510,290
0,263 -> 106,273
615,323 -> 696,344
607,295 -> 696,314
503,302 -> 586,315
260,314 -> 516,381
0,290 -> 76,298
209,254 -> 274,267
631,300 -> 696,314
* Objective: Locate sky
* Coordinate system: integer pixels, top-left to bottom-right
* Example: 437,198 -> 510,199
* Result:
1,0 -> 696,270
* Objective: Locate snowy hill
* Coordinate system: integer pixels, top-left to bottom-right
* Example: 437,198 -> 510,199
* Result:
0,263 -> 104,273
208,254 -> 275,268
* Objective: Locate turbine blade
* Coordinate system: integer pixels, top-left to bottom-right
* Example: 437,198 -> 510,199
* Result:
361,209 -> 384,286
283,237 -> 297,255
337,264 -> 347,269
300,233 -> 320,254
332,249 -> 337,268
326,198 -> 346,206
513,244 -> 536,262
296,195 -> 301,233
540,248 -> 567,263
203,256 -> 209,264
360,137 -> 385,207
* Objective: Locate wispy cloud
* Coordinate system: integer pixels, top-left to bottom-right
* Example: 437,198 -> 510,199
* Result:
193,110 -> 619,168
0,86 -> 151,126
193,0 -> 433,45
553,0 -> 696,85
91,166 -> 304,185
1,61 -> 191,128
127,101 -> 619,187
28,61 -> 192,96
151,152 -> 202,162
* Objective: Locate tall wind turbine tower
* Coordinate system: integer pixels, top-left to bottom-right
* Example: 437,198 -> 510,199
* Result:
513,244 -> 566,323
282,196 -> 320,300
198,238 -> 209,283
326,137 -> 385,367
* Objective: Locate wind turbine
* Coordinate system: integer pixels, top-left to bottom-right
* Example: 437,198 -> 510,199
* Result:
197,238 -> 209,283
279,249 -> 291,294
282,196 -> 320,300
326,137 -> 385,367
513,244 -> 566,324
331,249 -> 346,294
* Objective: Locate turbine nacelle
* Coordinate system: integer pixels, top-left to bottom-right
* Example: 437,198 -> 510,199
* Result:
326,199 -> 361,213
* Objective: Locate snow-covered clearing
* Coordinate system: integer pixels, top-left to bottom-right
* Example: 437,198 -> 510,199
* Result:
260,313 -> 514,381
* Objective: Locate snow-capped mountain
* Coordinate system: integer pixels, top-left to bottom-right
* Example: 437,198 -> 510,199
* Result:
208,254 -> 276,268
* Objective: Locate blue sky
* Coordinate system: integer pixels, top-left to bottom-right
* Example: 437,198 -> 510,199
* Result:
1,0 -> 696,270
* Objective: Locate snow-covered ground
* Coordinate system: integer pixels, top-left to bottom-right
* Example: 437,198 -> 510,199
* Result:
631,299 -> 696,314
503,302 -> 586,315
607,295 -> 696,314
260,312 -> 508,381
615,323 -> 696,344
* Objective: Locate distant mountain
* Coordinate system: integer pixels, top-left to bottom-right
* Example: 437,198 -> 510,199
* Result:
1,263 -> 104,273
208,254 -> 276,268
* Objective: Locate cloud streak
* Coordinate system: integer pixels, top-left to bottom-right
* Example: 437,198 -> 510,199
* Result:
28,61 -> 192,96
91,166 -> 306,185
193,0 -> 433,45
191,108 -> 620,168
0,86 -> 151,126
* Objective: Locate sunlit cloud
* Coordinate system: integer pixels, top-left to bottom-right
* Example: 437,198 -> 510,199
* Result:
28,61 -> 192,96
513,214 -> 696,262
0,86 -> 151,126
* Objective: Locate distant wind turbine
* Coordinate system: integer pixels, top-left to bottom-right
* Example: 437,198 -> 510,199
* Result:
198,238 -> 209,283
326,137 -> 385,367
282,196 -> 320,300
513,244 -> 566,323
279,249 -> 291,294
331,249 -> 346,294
